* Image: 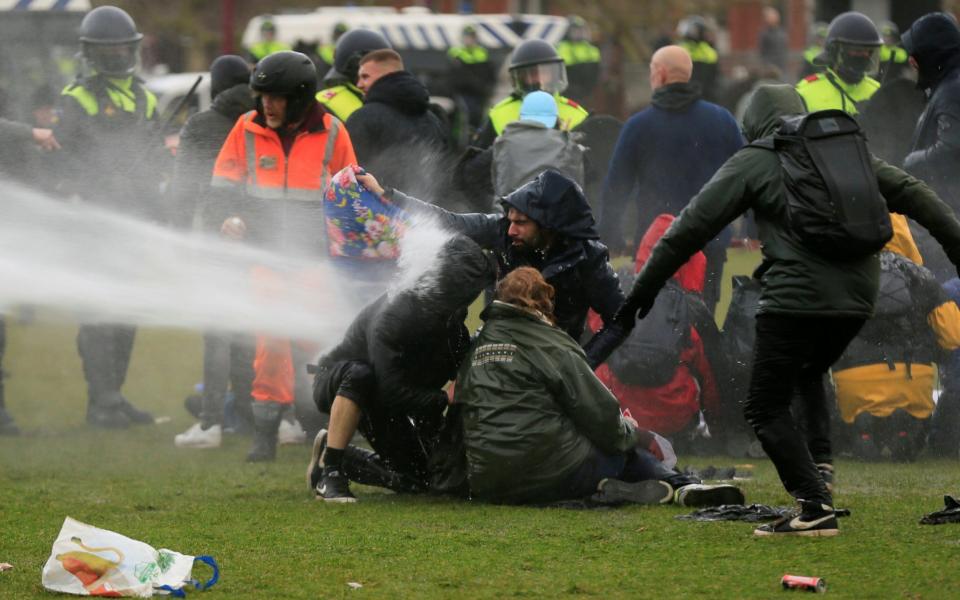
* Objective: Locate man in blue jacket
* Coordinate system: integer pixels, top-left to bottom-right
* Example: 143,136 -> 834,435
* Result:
599,45 -> 743,312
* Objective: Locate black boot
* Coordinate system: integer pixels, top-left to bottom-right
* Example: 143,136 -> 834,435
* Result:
246,401 -> 284,462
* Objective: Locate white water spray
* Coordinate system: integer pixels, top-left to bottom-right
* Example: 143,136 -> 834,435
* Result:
0,179 -> 452,348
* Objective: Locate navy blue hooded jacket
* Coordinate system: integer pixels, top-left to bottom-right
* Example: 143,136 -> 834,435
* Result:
598,82 -> 743,255
387,170 -> 625,368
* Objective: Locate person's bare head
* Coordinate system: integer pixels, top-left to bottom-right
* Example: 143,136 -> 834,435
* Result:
358,49 -> 404,94
495,267 -> 556,323
763,7 -> 781,28
649,45 -> 693,89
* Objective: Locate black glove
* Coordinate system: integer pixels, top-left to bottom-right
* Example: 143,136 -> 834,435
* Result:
613,288 -> 657,331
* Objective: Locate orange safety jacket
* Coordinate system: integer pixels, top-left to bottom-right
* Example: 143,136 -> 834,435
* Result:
212,108 -> 356,202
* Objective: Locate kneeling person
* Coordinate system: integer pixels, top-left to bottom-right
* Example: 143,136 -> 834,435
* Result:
455,267 -> 743,506
309,236 -> 497,502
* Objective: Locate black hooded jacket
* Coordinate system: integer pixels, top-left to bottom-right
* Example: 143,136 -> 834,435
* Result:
903,13 -> 960,205
345,70 -> 448,171
387,170 -> 626,368
171,83 -> 255,228
322,235 -> 496,418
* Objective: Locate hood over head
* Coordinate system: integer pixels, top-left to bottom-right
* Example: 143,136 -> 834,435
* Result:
635,214 -> 706,293
412,234 -> 497,313
210,54 -> 251,100
365,70 -> 431,114
741,83 -> 806,141
902,12 -> 960,90
500,170 -> 598,239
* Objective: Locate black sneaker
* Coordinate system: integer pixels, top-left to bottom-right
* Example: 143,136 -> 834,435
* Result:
306,429 -> 328,492
592,479 -> 674,505
674,484 -> 745,507
316,470 -> 357,503
754,504 -> 839,537
816,463 -> 834,494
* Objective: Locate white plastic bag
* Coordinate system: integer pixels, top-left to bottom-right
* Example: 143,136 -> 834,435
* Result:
42,517 -> 216,597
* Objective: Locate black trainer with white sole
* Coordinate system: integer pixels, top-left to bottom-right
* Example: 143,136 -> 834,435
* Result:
306,429 -> 328,492
317,470 -> 357,503
674,484 -> 746,507
754,510 -> 839,537
592,479 -> 674,505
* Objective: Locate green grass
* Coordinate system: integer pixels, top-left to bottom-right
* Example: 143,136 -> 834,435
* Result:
2,270 -> 960,599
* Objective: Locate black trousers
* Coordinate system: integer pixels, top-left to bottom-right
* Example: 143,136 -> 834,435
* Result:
77,323 -> 136,405
743,314 -> 864,506
314,360 -> 442,484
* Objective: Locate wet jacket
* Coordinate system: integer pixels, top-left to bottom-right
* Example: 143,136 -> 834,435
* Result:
593,215 -> 721,435
630,84 -> 960,320
345,71 -> 448,191
457,300 -> 637,504
387,170 -> 625,368
833,217 -> 960,423
54,74 -> 163,219
210,101 -> 357,255
322,236 -> 496,419
171,83 -> 255,229
599,82 -> 743,255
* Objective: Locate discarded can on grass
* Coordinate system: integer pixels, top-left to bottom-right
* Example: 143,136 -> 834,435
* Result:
781,575 -> 826,593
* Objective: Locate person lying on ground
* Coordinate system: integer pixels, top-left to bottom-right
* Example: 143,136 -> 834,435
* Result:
453,267 -> 744,506
356,169 -> 625,369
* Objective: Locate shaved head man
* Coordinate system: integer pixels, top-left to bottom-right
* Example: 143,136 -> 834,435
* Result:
650,45 -> 694,89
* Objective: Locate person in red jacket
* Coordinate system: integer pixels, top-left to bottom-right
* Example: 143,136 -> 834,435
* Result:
592,214 -> 723,449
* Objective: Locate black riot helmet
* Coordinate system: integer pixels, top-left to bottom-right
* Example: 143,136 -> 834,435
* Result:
508,39 -> 567,95
331,29 -> 391,84
677,16 -> 710,42
823,11 -> 883,84
78,5 -> 143,78
250,51 -> 318,127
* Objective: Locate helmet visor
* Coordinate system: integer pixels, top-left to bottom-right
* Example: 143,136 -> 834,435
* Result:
510,62 -> 567,95
85,41 -> 140,77
835,42 -> 880,77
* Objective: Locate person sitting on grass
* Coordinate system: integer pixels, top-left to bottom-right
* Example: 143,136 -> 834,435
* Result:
307,235 -> 497,503
453,267 -> 745,506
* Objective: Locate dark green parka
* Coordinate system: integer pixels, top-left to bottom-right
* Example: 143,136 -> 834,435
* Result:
456,301 -> 637,504
632,84 -> 960,318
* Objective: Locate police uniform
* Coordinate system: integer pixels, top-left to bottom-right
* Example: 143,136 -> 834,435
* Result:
679,39 -> 719,101
316,83 -> 364,123
448,44 -> 495,128
557,39 -> 601,105
488,94 -> 589,137
879,44 -> 909,80
796,69 -> 880,115
247,40 -> 292,63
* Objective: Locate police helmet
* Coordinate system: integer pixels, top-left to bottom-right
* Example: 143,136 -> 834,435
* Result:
260,19 -> 277,34
508,39 -> 567,95
250,51 -> 318,126
677,16 -> 709,42
879,21 -> 900,43
812,21 -> 829,43
824,11 -> 883,84
333,21 -> 349,40
332,29 -> 391,84
78,5 -> 143,78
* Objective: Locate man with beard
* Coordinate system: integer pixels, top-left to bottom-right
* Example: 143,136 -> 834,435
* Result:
307,235 -> 497,502
358,169 -> 625,369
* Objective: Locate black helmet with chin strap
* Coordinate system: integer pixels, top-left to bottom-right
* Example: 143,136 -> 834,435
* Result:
79,5 -> 143,78
330,29 -> 391,85
823,11 -> 882,84
250,51 -> 318,126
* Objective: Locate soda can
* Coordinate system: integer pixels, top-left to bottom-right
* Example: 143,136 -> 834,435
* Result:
781,574 -> 827,593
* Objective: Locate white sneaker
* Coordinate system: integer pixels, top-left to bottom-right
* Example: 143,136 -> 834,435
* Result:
174,422 -> 222,449
278,418 -> 307,445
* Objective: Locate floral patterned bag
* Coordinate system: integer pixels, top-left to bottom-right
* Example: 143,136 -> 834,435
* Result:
324,166 -> 407,260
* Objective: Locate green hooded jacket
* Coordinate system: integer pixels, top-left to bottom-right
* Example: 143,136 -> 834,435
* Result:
633,84 -> 960,318
457,301 -> 637,504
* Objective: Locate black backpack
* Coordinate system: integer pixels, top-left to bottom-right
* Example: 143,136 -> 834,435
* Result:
608,271 -> 690,387
751,109 -> 892,259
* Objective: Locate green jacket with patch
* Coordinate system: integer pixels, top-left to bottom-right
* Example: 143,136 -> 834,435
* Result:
457,301 -> 637,504
632,84 -> 960,319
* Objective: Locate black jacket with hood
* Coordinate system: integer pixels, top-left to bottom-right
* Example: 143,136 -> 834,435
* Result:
624,84 -> 960,321
172,83 -> 255,228
321,235 -> 497,419
345,71 -> 448,194
387,170 -> 626,368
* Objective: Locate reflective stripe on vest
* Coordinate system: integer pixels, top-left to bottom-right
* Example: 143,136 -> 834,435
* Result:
448,45 -> 489,64
557,40 -> 600,65
489,95 -> 589,136
316,85 -> 363,122
795,70 -> 879,115
880,45 -> 908,64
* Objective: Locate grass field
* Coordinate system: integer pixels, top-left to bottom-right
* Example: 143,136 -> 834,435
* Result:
2,252 -> 960,599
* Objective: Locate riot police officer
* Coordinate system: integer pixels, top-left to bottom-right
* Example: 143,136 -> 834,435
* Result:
246,17 -> 292,64
448,24 -> 495,129
556,15 -> 601,105
878,20 -> 909,81
676,16 -> 719,102
472,39 -> 589,151
316,29 -> 391,123
796,11 -> 883,115
55,5 -> 160,428
800,21 -> 829,78
318,22 -> 348,75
